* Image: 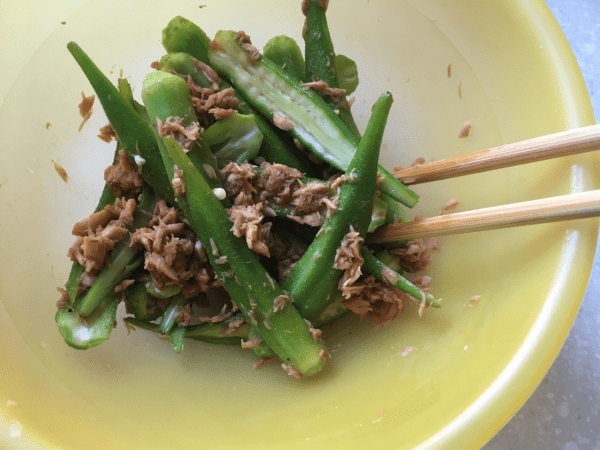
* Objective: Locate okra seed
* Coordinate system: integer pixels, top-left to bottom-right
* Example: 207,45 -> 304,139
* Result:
213,187 -> 227,200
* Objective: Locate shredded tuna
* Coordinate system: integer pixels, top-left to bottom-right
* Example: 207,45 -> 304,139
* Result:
281,364 -> 303,379
303,80 -> 346,98
267,232 -> 306,283
417,292 -> 427,317
224,317 -> 246,335
253,357 -> 273,369
469,295 -> 482,305
291,180 -> 331,216
79,272 -> 97,291
220,162 -> 257,202
56,287 -> 70,308
401,346 -> 417,357
98,124 -> 117,143
195,301 -> 238,324
310,327 -> 323,342
388,238 -> 438,273
273,294 -> 291,312
273,114 -> 293,131
411,275 -> 432,287
209,107 -> 237,120
321,196 -> 339,219
172,165 -> 185,196
227,203 -> 271,257
194,59 -> 221,90
458,120 -> 471,138
423,236 -> 440,250
342,276 -> 405,326
255,162 -> 303,204
441,198 -> 460,212
333,225 -> 364,292
156,117 -> 199,151
53,161 -> 68,183
104,149 -> 144,197
177,303 -> 193,327
130,200 -> 217,296
330,172 -> 357,191
78,92 -> 94,132
242,43 -> 261,61
188,78 -> 239,126
241,335 -> 262,349
68,198 -> 137,275
411,157 -> 426,167
235,30 -> 252,44
113,279 -> 135,293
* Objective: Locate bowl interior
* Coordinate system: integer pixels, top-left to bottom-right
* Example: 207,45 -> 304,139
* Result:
0,1 -> 597,449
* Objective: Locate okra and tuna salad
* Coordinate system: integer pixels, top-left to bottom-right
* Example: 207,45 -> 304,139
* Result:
56,0 -> 441,378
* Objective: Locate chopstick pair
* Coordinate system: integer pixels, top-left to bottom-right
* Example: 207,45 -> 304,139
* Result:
367,124 -> 600,244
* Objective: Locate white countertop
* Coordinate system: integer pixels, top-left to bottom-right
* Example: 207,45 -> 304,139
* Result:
484,3 -> 600,448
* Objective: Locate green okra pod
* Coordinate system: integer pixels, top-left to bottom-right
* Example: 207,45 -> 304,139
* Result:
125,315 -> 250,345
162,16 -> 211,64
303,0 -> 361,141
203,114 -> 263,164
380,191 -> 410,225
334,54 -> 359,96
373,250 -> 403,273
158,135 -> 328,376
170,325 -> 186,353
125,282 -> 164,321
281,91 -> 393,321
77,187 -> 157,317
368,195 -> 388,233
124,294 -> 348,348
141,70 -> 223,192
157,293 -> 189,335
67,42 -> 174,204
159,51 -> 316,174
263,35 -> 306,82
56,292 -> 120,350
208,31 -> 418,207
144,279 -> 182,299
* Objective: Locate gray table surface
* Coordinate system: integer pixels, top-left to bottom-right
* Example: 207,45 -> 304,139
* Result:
484,3 -> 600,449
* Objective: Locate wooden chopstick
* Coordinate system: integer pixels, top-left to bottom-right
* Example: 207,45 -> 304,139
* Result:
394,124 -> 600,185
367,190 -> 600,243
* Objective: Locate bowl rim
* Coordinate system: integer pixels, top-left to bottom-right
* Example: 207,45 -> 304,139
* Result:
0,1 -> 597,449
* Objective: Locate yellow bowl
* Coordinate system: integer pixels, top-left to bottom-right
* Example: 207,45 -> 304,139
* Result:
1,0 -> 597,449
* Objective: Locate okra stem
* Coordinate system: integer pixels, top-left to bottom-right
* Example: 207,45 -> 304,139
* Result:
360,247 -> 439,308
